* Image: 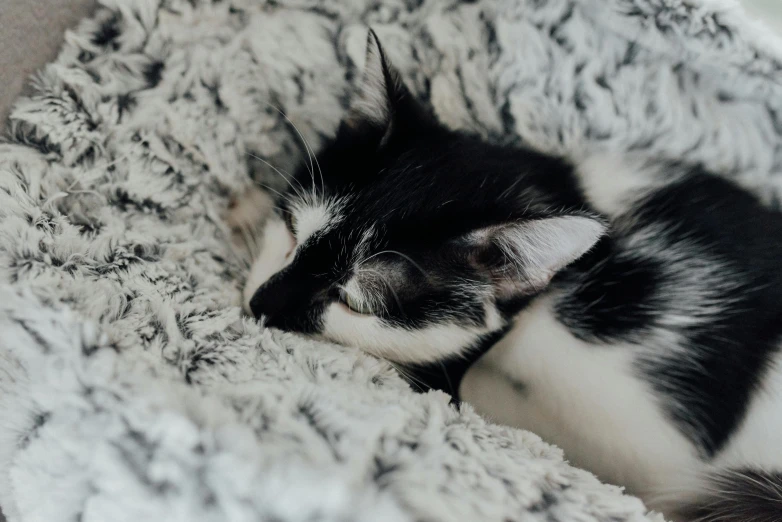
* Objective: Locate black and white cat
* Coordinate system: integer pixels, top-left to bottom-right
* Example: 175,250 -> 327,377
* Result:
240,31 -> 782,521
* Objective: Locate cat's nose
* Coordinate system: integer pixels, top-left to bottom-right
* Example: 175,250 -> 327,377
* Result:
248,274 -> 317,332
249,280 -> 289,326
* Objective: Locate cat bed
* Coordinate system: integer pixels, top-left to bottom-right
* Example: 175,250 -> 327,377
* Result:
1,0 -> 780,520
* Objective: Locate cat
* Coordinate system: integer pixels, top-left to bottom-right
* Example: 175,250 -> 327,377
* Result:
239,30 -> 782,522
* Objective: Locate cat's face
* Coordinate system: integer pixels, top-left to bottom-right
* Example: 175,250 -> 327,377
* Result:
244,31 -> 604,365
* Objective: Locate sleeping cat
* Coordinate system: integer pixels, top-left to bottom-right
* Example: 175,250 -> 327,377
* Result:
240,31 -> 782,521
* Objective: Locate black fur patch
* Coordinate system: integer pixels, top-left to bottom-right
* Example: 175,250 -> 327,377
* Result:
555,237 -> 666,342
635,172 -> 782,455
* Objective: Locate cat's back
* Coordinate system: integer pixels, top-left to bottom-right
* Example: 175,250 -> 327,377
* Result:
568,152 -> 782,478
458,150 -> 782,518
572,153 -> 782,328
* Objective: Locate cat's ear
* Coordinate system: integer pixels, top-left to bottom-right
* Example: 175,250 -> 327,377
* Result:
343,30 -> 417,142
462,215 -> 606,301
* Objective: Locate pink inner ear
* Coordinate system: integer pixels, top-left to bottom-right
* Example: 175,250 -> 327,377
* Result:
465,216 -> 606,301
489,256 -> 556,301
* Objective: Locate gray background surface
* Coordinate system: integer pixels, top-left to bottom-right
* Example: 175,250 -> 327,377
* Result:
0,0 -> 96,124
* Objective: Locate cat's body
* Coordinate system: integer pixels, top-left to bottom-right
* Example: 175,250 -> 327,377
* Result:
240,32 -> 782,521
463,153 -> 782,517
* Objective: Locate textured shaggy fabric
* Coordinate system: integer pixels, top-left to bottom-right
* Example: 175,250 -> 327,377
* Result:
1,0 -> 781,520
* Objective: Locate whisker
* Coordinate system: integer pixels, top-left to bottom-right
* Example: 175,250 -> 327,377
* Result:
387,361 -> 429,393
265,102 -> 325,197
437,360 -> 457,399
228,245 -> 252,270
246,152 -> 307,200
223,223 -> 254,267
264,102 -> 318,196
253,181 -> 296,205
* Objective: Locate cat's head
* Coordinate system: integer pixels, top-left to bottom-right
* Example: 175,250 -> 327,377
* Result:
244,31 -> 604,365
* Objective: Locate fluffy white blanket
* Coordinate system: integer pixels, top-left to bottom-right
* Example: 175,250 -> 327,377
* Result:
2,0 -> 781,520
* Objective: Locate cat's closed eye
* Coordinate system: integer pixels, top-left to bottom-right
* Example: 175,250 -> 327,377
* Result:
338,287 -> 375,315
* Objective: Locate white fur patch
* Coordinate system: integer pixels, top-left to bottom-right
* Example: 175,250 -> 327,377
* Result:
576,153 -> 680,217
322,302 -> 502,364
290,200 -> 337,244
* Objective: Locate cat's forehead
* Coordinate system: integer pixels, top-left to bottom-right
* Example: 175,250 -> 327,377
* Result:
286,139 -> 493,260
287,193 -> 383,262
289,195 -> 347,244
